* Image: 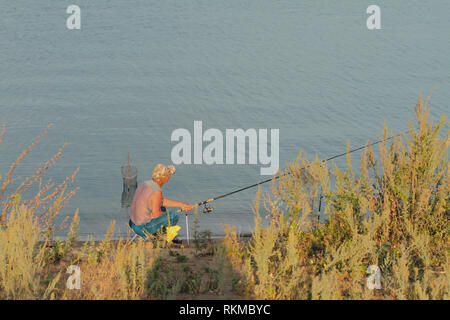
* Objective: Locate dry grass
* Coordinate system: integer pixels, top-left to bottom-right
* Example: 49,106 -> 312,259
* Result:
223,94 -> 449,300
0,125 -> 77,299
0,124 -> 79,229
0,204 -> 60,299
61,235 -> 161,299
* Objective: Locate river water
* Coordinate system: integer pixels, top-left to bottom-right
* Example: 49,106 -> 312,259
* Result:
1,1 -> 449,239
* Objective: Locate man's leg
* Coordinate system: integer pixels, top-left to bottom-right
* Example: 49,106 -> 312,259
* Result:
143,208 -> 181,235
129,219 -> 147,238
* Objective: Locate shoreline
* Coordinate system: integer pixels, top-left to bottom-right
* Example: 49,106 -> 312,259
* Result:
46,233 -> 254,244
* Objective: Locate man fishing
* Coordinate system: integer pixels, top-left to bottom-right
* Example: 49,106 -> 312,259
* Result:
129,164 -> 194,238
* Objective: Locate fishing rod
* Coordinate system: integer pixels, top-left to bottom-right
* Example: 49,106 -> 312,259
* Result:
179,130 -> 407,215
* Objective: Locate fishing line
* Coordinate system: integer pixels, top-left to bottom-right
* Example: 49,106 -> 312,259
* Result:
183,130 -> 409,214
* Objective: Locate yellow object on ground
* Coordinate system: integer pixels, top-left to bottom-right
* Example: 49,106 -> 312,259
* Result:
166,225 -> 181,243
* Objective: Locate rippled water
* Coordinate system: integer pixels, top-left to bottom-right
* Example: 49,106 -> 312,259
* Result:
1,1 -> 449,238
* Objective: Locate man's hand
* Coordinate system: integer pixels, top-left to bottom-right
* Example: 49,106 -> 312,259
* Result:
181,204 -> 196,212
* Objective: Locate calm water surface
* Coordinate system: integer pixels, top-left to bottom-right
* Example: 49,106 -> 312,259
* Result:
1,1 -> 449,238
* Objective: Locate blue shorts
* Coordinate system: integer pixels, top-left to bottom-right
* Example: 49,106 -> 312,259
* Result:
129,208 -> 181,238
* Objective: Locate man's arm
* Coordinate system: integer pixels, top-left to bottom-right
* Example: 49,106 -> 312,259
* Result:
149,190 -> 164,218
163,198 -> 188,208
150,192 -> 194,217
163,198 -> 195,212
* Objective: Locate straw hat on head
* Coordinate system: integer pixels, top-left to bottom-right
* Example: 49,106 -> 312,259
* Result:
152,164 -> 176,181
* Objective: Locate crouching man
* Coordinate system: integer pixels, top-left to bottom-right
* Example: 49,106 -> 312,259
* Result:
129,164 -> 194,238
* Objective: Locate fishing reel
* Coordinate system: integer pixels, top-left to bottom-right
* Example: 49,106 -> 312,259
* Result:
202,203 -> 214,214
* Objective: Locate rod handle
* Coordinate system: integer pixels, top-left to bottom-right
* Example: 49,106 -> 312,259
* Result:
177,203 -> 199,213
